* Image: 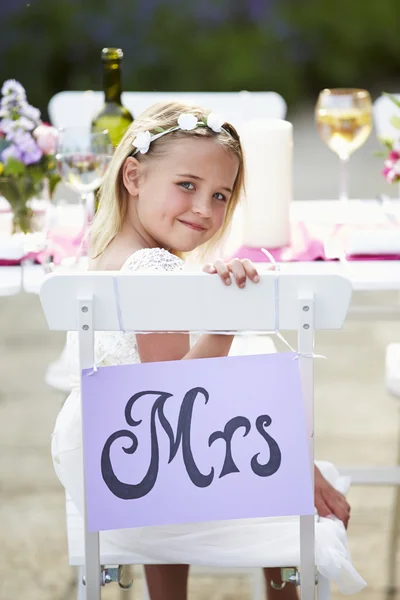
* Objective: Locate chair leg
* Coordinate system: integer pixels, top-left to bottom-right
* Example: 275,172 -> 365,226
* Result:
119,565 -> 134,599
387,413 -> 400,597
142,565 -> 151,600
77,566 -> 86,600
317,574 -> 331,600
251,569 -> 265,600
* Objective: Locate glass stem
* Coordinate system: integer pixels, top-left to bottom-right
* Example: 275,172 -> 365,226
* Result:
339,155 -> 350,203
75,193 -> 88,263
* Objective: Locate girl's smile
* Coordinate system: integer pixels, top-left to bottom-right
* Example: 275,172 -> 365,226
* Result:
177,219 -> 208,232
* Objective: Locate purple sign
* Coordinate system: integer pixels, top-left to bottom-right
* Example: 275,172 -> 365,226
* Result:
82,352 -> 314,532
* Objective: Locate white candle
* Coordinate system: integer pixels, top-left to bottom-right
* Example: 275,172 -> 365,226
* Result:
239,118 -> 293,248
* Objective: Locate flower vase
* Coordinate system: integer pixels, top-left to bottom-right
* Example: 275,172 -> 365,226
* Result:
0,176 -> 49,234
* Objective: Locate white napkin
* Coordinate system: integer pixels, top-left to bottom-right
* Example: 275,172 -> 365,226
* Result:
345,228 -> 400,256
0,234 -> 26,260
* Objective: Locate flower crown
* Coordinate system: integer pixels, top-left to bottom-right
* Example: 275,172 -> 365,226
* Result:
131,112 -> 227,156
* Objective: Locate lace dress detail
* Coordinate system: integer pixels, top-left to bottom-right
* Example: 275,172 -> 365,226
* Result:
122,247 -> 184,273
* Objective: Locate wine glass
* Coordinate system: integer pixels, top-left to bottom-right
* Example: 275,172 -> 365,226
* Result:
315,89 -> 372,203
56,127 -> 113,258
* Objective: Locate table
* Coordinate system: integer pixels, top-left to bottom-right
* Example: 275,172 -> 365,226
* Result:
3,258 -> 400,317
1,200 -> 400,295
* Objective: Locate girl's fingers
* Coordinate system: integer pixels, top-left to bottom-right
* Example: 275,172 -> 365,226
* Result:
241,258 -> 260,282
214,259 -> 232,285
315,490 -> 331,519
203,258 -> 261,287
227,258 -> 247,288
202,263 -> 217,274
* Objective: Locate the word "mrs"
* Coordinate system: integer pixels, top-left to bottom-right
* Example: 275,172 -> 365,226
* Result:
101,387 -> 281,500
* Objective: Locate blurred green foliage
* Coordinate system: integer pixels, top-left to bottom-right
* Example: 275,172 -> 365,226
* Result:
281,0 -> 400,93
1,0 -> 399,120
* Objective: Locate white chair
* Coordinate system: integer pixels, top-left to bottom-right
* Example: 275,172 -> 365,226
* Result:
385,344 -> 400,596
40,269 -> 364,600
372,94 -> 400,596
48,90 -> 287,131
372,93 -> 400,139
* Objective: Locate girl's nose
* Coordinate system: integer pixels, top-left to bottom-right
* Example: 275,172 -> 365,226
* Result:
192,195 -> 212,218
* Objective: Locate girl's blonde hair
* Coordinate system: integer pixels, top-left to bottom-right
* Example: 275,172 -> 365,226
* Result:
90,101 -> 245,259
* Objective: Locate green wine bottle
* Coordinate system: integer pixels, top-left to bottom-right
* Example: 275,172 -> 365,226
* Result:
91,47 -> 134,147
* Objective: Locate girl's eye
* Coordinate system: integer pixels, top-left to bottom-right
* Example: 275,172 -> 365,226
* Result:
179,182 -> 195,191
214,192 -> 227,202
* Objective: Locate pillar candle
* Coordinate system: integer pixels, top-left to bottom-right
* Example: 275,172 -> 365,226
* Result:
239,119 -> 293,248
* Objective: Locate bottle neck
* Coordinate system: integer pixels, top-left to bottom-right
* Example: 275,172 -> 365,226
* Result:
103,61 -> 122,104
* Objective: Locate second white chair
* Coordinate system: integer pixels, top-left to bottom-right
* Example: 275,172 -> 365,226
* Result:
48,90 -> 287,131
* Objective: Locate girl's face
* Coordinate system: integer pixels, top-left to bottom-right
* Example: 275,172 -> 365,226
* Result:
124,137 -> 239,252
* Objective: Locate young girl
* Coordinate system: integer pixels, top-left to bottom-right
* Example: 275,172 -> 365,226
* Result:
51,101 -> 352,600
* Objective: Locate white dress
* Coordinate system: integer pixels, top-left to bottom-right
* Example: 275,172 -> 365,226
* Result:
51,248 -> 366,594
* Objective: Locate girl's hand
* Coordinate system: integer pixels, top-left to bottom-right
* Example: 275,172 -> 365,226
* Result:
314,465 -> 351,529
203,258 -> 262,288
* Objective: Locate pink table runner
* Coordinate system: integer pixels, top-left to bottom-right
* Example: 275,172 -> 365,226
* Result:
0,220 -> 89,266
1,218 -> 400,266
232,219 -> 400,263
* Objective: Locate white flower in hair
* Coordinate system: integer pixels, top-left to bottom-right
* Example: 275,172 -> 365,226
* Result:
177,113 -> 198,131
207,112 -> 225,133
132,130 -> 152,154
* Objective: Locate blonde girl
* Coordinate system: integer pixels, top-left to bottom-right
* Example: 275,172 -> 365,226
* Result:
51,101 -> 351,600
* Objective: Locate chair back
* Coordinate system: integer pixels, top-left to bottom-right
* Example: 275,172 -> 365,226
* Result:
41,271 -> 350,333
373,93 -> 400,139
48,91 -> 287,130
40,270 -> 352,600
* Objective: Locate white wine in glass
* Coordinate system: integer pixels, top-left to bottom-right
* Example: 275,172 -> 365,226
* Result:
315,88 -> 372,202
56,127 -> 113,258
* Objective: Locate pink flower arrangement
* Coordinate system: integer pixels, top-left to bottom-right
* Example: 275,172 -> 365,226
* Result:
382,149 -> 400,184
380,93 -> 400,185
33,124 -> 59,156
